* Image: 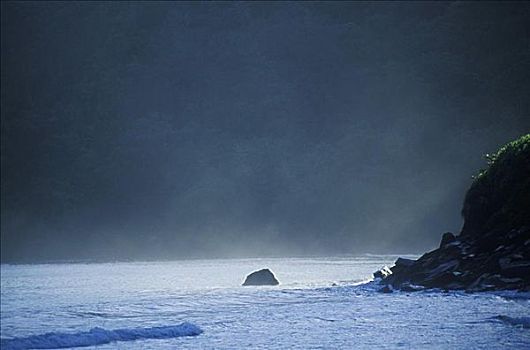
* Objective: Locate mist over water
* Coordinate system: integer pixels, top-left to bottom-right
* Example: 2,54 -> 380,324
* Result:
1,2 -> 530,262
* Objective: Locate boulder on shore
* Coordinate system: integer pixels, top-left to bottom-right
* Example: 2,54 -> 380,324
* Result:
242,268 -> 279,286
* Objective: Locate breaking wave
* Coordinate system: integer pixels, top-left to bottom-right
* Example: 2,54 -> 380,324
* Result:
493,315 -> 530,329
1,322 -> 203,350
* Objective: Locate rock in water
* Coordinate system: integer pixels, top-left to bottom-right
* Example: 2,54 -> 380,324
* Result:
242,269 -> 279,286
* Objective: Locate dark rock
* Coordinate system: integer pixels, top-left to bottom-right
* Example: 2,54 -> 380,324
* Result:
444,282 -> 465,290
242,268 -> 279,286
497,277 -> 525,290
395,257 -> 415,268
498,259 -> 530,277
483,275 -> 525,290
400,283 -> 424,292
428,260 -> 459,276
423,271 -> 458,288
466,273 -> 491,292
373,266 -> 392,279
439,232 -> 456,248
439,242 -> 465,260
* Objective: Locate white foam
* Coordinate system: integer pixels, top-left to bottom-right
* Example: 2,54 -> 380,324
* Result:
1,322 -> 203,350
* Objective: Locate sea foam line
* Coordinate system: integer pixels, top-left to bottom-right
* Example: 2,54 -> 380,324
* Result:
1,322 -> 203,350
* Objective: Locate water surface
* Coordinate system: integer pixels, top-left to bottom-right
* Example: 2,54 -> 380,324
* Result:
1,256 -> 529,349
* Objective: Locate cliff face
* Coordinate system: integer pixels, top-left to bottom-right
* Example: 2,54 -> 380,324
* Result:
378,135 -> 530,292
462,135 -> 530,237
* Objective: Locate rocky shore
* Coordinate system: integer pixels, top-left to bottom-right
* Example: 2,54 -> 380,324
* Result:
376,135 -> 530,292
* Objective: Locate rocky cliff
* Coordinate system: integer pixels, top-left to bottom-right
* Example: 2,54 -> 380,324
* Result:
377,134 -> 530,292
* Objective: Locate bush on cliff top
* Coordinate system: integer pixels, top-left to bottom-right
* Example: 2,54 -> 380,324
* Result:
461,134 -> 530,236
475,134 -> 530,180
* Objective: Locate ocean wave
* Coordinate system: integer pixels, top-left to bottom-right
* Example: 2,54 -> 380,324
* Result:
493,315 -> 530,329
0,322 -> 203,350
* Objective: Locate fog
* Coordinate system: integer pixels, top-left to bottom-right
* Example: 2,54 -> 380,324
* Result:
1,2 -> 529,262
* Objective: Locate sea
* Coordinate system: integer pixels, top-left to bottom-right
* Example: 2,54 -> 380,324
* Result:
1,256 -> 529,349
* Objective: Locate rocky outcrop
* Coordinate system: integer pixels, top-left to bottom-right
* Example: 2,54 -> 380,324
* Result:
373,266 -> 392,279
377,135 -> 530,292
379,227 -> 529,292
242,268 -> 280,286
439,232 -> 456,248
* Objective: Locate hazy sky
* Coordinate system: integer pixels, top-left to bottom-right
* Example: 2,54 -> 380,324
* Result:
1,1 -> 529,262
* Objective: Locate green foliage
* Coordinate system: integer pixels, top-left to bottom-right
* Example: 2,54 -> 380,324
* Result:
462,133 -> 530,236
473,134 -> 530,181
